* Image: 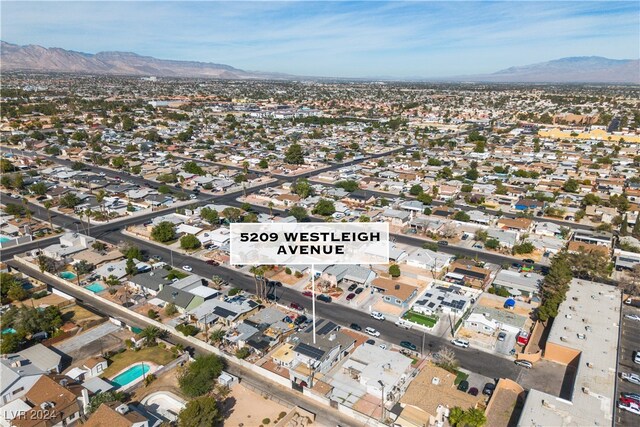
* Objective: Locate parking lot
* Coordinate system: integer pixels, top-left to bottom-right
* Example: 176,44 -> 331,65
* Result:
615,303 -> 640,425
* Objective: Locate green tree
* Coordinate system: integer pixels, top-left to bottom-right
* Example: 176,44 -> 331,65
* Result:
209,328 -> 225,344
222,207 -> 242,223
312,199 -> 335,216
462,407 -> 487,427
258,158 -> 269,169
88,391 -> 125,414
389,264 -> 401,277
178,354 -> 225,397
178,396 -> 222,427
513,242 -> 535,254
121,115 -> 135,131
111,156 -> 127,169
334,151 -> 345,161
200,207 -> 219,224
180,234 -> 202,250
125,257 -> 137,276
151,221 -> 176,243
409,184 -> 424,196
0,332 -> 22,353
284,143 -> 305,164
289,205 -> 308,221
139,326 -> 165,347
454,211 -> 470,222
183,161 -> 205,176
562,178 -> 579,193
448,407 -> 466,427
465,168 -> 479,181
0,159 -> 15,173
59,193 -> 81,209
485,239 -> 500,250
29,182 -> 48,196
291,178 -> 314,198
359,215 -> 370,222
336,180 -> 359,192
235,346 -> 251,359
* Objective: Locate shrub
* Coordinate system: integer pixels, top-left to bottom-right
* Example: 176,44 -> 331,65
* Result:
235,347 -> 251,359
389,264 -> 401,277
294,271 -> 303,278
285,267 -> 292,275
262,418 -> 271,425
228,288 -> 241,296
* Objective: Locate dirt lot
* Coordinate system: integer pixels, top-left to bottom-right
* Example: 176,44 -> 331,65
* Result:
223,384 -> 289,427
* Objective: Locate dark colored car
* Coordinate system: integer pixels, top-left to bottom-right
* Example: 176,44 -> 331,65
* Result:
366,339 -> 376,345
437,240 -> 449,246
205,260 -> 219,266
354,287 -> 364,294
512,263 -> 522,269
400,341 -> 417,351
483,382 -> 496,396
350,323 -> 362,331
346,293 -> 356,301
316,294 -> 332,303
294,315 -> 308,326
468,387 -> 479,396
348,284 -> 358,292
523,258 -> 535,265
302,291 -> 313,297
266,293 -> 279,302
457,380 -> 469,392
290,302 -> 303,311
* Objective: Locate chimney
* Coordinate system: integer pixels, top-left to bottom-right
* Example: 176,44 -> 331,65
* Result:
80,388 -> 90,414
328,333 -> 336,341
115,404 -> 129,415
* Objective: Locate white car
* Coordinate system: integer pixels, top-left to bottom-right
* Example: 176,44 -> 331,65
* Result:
622,372 -> 640,385
451,338 -> 470,348
182,265 -> 193,272
370,311 -> 385,321
379,344 -> 387,350
625,314 -> 640,322
189,194 -> 197,199
618,401 -> 640,415
365,327 -> 380,337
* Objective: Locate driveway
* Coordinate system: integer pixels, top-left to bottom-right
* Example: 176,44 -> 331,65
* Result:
55,322 -> 120,355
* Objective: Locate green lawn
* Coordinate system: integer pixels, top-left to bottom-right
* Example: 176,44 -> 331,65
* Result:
403,310 -> 439,328
454,370 -> 469,385
103,346 -> 175,377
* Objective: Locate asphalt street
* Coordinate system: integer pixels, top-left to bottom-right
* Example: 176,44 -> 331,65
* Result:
615,303 -> 640,426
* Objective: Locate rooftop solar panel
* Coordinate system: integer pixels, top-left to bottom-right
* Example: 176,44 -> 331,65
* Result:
296,342 -> 325,360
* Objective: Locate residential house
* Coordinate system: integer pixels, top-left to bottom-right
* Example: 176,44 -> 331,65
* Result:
412,282 -> 472,316
42,233 -> 96,261
15,345 -> 61,374
405,249 -> 453,273
492,270 -> 544,298
320,265 -> 375,288
128,270 -> 173,296
155,286 -> 204,313
84,402 -> 149,427
370,278 -> 419,308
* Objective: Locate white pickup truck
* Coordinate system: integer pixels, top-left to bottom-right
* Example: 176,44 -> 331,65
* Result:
395,319 -> 412,330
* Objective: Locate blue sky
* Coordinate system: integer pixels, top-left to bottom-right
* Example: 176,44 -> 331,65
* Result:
2,1 -> 638,78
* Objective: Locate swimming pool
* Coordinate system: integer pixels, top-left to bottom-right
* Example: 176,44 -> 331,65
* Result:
59,271 -> 77,280
86,282 -> 107,293
111,363 -> 150,388
0,236 -> 11,243
2,328 -> 17,335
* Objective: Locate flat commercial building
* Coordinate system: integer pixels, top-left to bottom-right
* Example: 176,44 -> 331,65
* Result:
518,279 -> 620,427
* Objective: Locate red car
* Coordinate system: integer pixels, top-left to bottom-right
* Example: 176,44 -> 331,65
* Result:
346,293 -> 356,301
620,397 -> 639,406
302,291 -> 313,297
205,260 -> 219,266
290,302 -> 303,311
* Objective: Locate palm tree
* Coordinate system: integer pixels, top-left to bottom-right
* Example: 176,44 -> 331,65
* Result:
43,200 -> 53,232
249,266 -> 265,299
105,275 -> 120,287
84,209 -> 92,236
22,198 -> 32,224
96,189 -> 106,215
211,275 -> 224,290
462,408 -> 487,427
77,210 -> 85,233
448,407 -> 465,427
242,161 -> 249,175
139,326 -> 164,347
209,328 -> 225,344
268,201 -> 274,217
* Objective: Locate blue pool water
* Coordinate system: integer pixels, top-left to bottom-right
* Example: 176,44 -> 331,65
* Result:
59,271 -> 77,280
2,328 -> 17,335
0,236 -> 11,243
112,363 -> 150,388
86,282 -> 107,293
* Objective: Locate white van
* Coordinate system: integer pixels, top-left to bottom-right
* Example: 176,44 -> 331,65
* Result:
395,319 -> 412,329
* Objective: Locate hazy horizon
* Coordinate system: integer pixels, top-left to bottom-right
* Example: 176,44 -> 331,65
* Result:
2,1 -> 639,78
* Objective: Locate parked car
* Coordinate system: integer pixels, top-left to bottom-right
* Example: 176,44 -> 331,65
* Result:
400,341 -> 417,351
437,240 -> 449,246
316,294 -> 332,303
634,351 -> 640,365
151,255 -> 163,262
189,194 -> 197,199
205,260 -> 219,266
346,293 -> 356,301
457,380 -> 469,392
266,293 -> 279,302
522,258 -> 535,265
370,311 -> 385,321
354,287 -> 364,294
348,284 -> 358,292
625,314 -> 640,322
395,319 -> 412,330
365,327 -> 380,337
512,263 -> 522,270
350,323 -> 362,331
622,373 -> 640,385
514,360 -> 533,368
379,344 -> 387,350
468,387 -> 479,396
289,302 -> 304,311
294,315 -> 307,326
497,331 -> 507,341
366,339 -> 376,345
302,291 -> 313,297
182,265 -> 193,272
618,400 -> 640,415
482,382 -> 496,396
622,392 -> 640,401
451,338 -> 469,348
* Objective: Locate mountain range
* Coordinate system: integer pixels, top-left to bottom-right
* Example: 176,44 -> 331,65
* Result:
1,41 -> 638,83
